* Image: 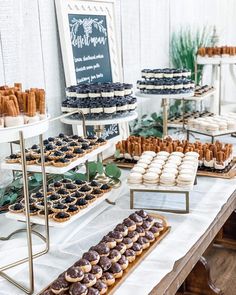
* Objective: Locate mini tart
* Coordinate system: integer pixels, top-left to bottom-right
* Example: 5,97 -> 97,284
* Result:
96,138 -> 107,146
35,200 -> 52,210
76,198 -> 89,209
71,191 -> 85,199
23,205 -> 40,216
100,183 -> 112,193
31,192 -> 44,201
49,181 -> 64,190
74,179 -> 87,187
89,180 -> 101,188
48,151 -> 64,161
20,155 -> 36,165
52,202 -> 68,213
73,148 -> 86,158
9,203 -> 24,213
61,196 -> 77,205
60,178 -> 73,184
39,187 -> 55,196
36,156 -> 52,166
79,185 -> 93,195
81,144 -> 93,153
64,183 -> 78,192
31,149 -> 50,159
20,197 -> 35,206
38,208 -> 54,218
5,154 -> 20,163
85,194 -> 97,203
47,193 -> 61,202
59,146 -> 73,154
16,148 -> 31,157
56,188 -> 70,197
91,188 -> 104,198
53,211 -> 71,222
68,141 -> 81,150
52,157 -> 71,167
86,135 -> 98,144
67,204 -> 80,215
64,153 -> 77,162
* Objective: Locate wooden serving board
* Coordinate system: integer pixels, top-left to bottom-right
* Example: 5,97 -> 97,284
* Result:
103,156 -> 136,169
197,158 -> 236,179
38,213 -> 170,295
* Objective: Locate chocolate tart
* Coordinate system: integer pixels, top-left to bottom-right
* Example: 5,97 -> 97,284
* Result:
56,188 -> 70,197
35,156 -> 52,166
49,181 -> 63,190
64,183 -> 78,193
52,203 -> 68,213
96,137 -> 107,146
39,187 -> 55,196
74,179 -> 86,187
38,208 -> 54,218
100,183 -> 111,193
67,204 -> 80,215
59,146 -> 73,154
79,185 -> 93,195
61,196 -> 77,205
89,180 -> 100,188
31,149 -> 50,159
5,154 -> 20,163
48,151 -> 64,161
73,148 -> 86,157
23,205 -> 40,216
52,157 -> 71,167
9,203 -> 24,213
64,153 -> 77,162
76,198 -> 88,209
71,192 -> 85,199
20,197 -> 35,206
19,155 -> 36,165
31,192 -> 44,201
68,141 -> 81,150
47,193 -> 61,203
35,200 -> 52,210
91,188 -> 103,198
86,135 -> 98,144
53,211 -> 71,222
85,194 -> 96,203
60,178 -> 72,184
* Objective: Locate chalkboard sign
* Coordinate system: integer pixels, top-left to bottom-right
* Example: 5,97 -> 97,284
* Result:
56,0 -> 122,140
86,124 -> 120,140
69,14 -> 112,84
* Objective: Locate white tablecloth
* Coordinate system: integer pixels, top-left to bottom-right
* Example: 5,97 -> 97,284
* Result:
0,135 -> 236,295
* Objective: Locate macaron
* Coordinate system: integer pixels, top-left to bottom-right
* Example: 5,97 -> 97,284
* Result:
164,162 -> 178,169
159,173 -> 176,186
146,167 -> 162,174
171,151 -> 184,158
162,167 -> 178,176
128,173 -> 143,184
131,166 -> 146,174
143,172 -> 159,184
136,162 -> 149,169
151,159 -> 166,166
166,156 -> 182,165
184,152 -> 199,159
139,155 -> 154,161
176,174 -> 194,187
142,151 -> 156,157
138,158 -> 152,165
154,155 -> 168,161
156,151 -> 170,157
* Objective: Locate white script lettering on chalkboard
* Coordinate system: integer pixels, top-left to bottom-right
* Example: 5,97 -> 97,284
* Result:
70,17 -> 107,49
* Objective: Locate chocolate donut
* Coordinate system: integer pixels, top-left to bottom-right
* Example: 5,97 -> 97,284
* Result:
118,255 -> 129,270
124,249 -> 136,263
81,273 -> 97,287
123,218 -> 136,231
93,242 -> 110,256
82,251 -> 100,265
129,213 -> 143,226
87,287 -> 99,295
115,223 -> 128,237
114,242 -> 126,255
109,249 -> 121,263
74,259 -> 92,273
136,226 -> 145,237
93,280 -> 108,295
100,272 -> 115,286
98,256 -> 112,271
51,277 -> 70,294
110,262 -> 123,278
65,266 -> 84,283
101,235 -> 116,248
69,282 -> 88,295
91,265 -> 103,279
108,230 -> 123,243
135,209 -> 148,220
127,231 -> 139,242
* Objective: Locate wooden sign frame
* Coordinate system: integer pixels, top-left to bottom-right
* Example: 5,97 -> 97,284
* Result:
55,0 -> 122,86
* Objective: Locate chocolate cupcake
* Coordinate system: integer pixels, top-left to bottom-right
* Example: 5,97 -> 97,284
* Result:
100,272 -> 115,286
69,282 -> 88,295
74,259 -> 92,273
110,262 -> 123,278
83,251 -> 100,265
91,265 -> 103,279
65,266 -> 84,283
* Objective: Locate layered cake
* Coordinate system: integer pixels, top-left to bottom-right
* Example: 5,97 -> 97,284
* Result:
187,113 -> 236,132
137,68 -> 195,95
62,82 -> 137,119
115,136 -> 233,171
0,83 -> 46,127
198,46 -> 236,57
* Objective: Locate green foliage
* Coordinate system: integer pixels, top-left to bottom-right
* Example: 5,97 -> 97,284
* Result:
130,113 -> 163,137
171,25 -> 214,83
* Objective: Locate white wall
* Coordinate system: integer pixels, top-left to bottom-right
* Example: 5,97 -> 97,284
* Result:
0,0 -> 235,150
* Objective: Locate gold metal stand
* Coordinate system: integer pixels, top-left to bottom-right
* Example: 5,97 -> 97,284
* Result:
130,189 -> 190,214
161,98 -> 168,137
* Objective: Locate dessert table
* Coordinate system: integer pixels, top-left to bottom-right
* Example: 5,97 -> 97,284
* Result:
0,135 -> 236,295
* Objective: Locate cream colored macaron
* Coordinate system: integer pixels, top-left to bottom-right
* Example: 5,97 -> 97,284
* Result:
143,172 -> 159,184
138,158 -> 152,165
185,151 -> 199,159
156,151 -> 170,157
171,151 -> 184,158
146,167 -> 162,175
176,173 -> 194,187
136,162 -> 149,169
162,167 -> 178,176
142,151 -> 156,157
128,173 -> 143,184
159,173 -> 176,186
131,166 -> 146,174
